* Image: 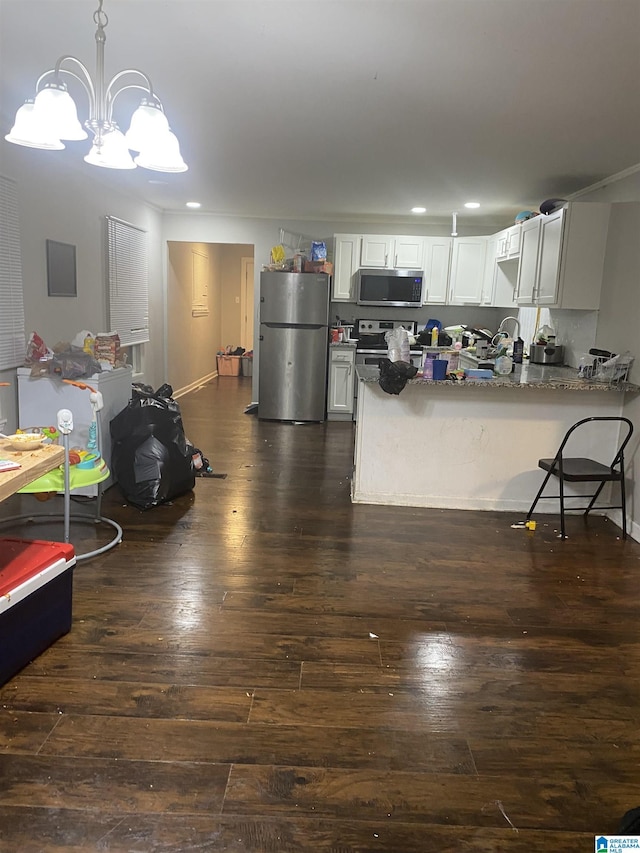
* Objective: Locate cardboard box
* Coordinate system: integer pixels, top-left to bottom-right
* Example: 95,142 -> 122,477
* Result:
95,332 -> 121,367
0,538 -> 75,685
217,355 -> 242,376
303,261 -> 334,275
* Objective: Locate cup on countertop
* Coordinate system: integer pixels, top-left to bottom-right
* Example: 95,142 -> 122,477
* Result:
432,359 -> 447,380
330,328 -> 343,343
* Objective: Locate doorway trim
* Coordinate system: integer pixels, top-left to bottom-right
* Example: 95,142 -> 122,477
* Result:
240,256 -> 254,352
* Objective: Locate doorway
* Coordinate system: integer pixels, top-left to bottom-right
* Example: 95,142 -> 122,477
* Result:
166,241 -> 255,394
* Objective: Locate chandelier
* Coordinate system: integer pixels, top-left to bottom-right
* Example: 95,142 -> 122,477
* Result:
4,0 -> 187,173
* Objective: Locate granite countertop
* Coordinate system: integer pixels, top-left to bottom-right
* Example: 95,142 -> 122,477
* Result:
329,341 -> 357,348
356,362 -> 639,393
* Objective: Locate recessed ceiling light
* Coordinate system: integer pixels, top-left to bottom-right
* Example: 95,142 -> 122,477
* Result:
411,206 -> 426,213
186,201 -> 201,209
464,202 -> 480,209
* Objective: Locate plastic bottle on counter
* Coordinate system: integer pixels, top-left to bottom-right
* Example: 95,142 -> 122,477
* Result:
400,329 -> 410,363
430,326 -> 439,347
512,337 -> 524,364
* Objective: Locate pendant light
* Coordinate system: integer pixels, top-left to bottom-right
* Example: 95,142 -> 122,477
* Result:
4,0 -> 187,173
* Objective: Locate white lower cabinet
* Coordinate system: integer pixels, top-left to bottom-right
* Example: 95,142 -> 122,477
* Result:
327,347 -> 355,420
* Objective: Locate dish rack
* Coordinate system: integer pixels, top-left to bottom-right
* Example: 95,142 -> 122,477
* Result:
578,352 -> 633,384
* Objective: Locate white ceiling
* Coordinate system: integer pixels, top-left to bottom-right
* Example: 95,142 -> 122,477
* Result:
1,0 -> 639,228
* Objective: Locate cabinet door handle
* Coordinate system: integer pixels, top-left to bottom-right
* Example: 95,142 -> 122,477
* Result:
394,254 -> 398,267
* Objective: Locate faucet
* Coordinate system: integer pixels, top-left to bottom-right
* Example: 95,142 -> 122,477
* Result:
497,316 -> 520,341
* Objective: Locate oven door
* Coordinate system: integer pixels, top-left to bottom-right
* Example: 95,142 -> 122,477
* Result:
355,349 -> 386,367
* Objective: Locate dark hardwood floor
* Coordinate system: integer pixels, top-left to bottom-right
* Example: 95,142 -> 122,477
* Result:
1,375 -> 639,852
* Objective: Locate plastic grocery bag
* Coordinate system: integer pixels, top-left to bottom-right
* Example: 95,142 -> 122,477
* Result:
385,327 -> 410,363
110,383 -> 196,509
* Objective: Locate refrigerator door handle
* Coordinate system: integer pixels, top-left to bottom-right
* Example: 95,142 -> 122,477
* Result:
263,322 -> 326,331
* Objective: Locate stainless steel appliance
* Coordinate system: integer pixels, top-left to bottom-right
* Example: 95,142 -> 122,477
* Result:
356,269 -> 423,307
354,319 -> 422,368
529,343 -> 564,365
258,271 -> 330,421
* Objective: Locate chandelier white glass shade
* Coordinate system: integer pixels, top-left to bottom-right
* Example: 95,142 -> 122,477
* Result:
5,0 -> 187,172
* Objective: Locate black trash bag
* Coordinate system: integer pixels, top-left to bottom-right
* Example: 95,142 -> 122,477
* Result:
618,806 -> 640,834
378,358 -> 418,395
110,383 -> 196,509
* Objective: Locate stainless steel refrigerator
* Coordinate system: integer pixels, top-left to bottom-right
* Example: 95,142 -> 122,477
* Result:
258,271 -> 330,421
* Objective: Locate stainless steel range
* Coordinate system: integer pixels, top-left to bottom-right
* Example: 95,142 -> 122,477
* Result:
354,319 -> 422,367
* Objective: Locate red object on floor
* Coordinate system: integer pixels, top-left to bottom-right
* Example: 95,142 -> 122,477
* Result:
0,537 -> 75,595
0,537 -> 75,686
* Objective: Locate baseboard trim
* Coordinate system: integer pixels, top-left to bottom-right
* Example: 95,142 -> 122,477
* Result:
173,372 -> 218,399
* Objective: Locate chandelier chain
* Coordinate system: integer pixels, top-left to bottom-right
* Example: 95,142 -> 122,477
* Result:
93,0 -> 108,31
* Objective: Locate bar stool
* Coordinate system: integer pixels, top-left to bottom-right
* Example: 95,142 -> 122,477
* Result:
526,416 -> 634,539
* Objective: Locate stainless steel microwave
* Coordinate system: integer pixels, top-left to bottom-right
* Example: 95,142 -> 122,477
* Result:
356,268 -> 423,307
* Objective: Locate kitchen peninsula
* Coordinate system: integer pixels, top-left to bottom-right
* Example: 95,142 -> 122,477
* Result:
352,364 -> 638,519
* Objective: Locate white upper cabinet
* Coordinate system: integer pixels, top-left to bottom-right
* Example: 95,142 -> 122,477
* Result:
496,224 -> 521,261
422,237 -> 451,304
492,254 -> 519,309
480,236 -> 497,305
333,234 -> 361,301
360,235 -> 394,268
536,210 -> 565,304
360,235 -> 425,269
515,217 -> 542,304
394,236 -> 425,269
334,205 -> 609,308
516,203 -> 610,308
448,237 -> 489,304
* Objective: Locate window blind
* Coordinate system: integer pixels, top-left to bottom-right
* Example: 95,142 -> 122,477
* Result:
106,215 -> 149,346
0,176 -> 26,370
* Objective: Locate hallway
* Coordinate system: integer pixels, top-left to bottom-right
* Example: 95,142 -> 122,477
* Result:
1,375 -> 639,851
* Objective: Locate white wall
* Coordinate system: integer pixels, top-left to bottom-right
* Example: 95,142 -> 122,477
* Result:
0,145 -> 165,431
578,174 -> 640,539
